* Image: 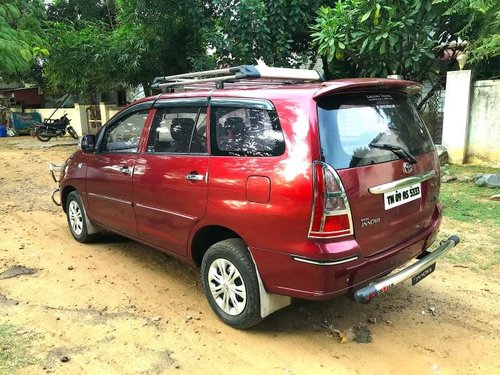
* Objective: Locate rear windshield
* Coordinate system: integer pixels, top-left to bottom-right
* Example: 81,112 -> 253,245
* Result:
317,93 -> 434,169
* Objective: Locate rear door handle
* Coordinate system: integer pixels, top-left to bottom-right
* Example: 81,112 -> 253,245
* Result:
120,166 -> 132,175
186,173 -> 205,182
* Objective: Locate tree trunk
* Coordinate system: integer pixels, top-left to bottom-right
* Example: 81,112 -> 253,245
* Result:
142,81 -> 152,97
321,56 -> 331,80
417,84 -> 438,111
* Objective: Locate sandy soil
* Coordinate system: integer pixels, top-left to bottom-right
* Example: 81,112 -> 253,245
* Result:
0,136 -> 499,375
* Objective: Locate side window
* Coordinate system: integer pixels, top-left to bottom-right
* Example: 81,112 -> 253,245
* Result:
102,109 -> 149,153
146,107 -> 207,154
211,106 -> 285,157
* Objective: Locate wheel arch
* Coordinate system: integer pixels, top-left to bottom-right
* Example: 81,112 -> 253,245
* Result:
61,185 -> 76,212
190,225 -> 245,268
194,227 -> 292,323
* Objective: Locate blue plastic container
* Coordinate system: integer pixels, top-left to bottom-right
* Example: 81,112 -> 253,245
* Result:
0,125 -> 7,138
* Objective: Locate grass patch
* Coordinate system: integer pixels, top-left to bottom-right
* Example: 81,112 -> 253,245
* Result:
441,164 -> 499,176
481,248 -> 500,270
439,165 -> 500,271
0,324 -> 42,373
440,173 -> 499,226
440,219 -> 500,271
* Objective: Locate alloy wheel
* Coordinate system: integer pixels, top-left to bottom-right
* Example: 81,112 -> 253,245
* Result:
68,200 -> 84,236
208,258 -> 247,315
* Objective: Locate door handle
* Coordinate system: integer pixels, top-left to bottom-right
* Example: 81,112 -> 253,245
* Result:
186,173 -> 205,182
120,166 -> 132,175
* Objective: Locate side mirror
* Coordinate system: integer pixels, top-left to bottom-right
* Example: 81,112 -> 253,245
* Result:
79,134 -> 96,153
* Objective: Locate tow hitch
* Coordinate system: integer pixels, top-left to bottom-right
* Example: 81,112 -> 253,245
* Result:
354,235 -> 460,303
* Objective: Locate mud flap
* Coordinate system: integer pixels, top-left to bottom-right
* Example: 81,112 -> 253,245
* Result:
249,252 -> 291,318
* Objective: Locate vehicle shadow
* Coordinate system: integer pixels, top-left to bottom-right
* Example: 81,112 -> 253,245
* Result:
93,232 -> 134,244
253,279 -> 496,339
254,294 -> 385,335
82,234 -> 494,340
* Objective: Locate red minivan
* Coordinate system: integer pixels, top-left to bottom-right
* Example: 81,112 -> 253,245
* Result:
54,65 -> 459,328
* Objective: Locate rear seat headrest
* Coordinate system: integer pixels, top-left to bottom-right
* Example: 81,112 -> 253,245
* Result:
171,118 -> 195,142
224,117 -> 245,133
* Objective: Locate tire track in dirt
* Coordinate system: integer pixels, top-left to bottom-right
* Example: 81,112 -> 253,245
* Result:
1,138 -> 500,375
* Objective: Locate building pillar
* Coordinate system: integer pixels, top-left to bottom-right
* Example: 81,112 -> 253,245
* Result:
441,70 -> 473,164
99,102 -> 109,124
74,103 -> 89,136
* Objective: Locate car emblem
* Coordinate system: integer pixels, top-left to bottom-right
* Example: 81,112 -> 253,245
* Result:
403,161 -> 413,174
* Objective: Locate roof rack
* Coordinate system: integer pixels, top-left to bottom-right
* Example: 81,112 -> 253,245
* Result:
151,64 -> 324,90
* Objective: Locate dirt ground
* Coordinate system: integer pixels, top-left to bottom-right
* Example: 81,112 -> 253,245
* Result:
0,136 -> 499,375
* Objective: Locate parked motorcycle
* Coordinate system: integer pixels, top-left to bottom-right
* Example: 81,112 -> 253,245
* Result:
34,114 -> 78,142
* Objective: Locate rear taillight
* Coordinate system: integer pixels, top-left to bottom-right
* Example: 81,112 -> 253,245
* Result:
309,161 -> 353,238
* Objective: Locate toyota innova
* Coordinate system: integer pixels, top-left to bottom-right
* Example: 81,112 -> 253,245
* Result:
53,65 -> 459,328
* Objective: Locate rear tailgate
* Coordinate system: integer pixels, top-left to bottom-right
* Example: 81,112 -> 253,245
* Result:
337,155 -> 439,256
316,89 -> 439,257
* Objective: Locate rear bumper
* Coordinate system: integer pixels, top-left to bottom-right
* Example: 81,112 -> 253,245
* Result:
250,205 -> 444,300
353,235 -> 460,303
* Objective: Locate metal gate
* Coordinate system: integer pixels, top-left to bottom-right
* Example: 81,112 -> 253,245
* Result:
86,105 -> 102,135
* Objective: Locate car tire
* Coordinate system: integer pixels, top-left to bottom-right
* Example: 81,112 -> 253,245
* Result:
201,238 -> 262,329
66,191 -> 94,243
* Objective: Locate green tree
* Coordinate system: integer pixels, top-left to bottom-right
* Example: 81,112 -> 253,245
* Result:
46,0 -> 116,28
311,0 -> 445,80
42,0 -> 205,98
0,0 -> 47,81
436,0 -> 500,79
113,0 -> 205,94
42,22 -> 121,101
199,0 -> 322,68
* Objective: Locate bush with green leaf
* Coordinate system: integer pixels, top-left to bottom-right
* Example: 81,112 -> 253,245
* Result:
311,0 -> 445,80
435,0 -> 500,79
0,0 -> 47,81
200,0 -> 321,68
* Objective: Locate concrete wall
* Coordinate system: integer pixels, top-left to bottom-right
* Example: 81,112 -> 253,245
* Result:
23,106 -> 84,137
108,107 -> 121,118
441,71 -> 500,165
467,80 -> 500,164
13,103 -> 124,137
100,103 -> 122,124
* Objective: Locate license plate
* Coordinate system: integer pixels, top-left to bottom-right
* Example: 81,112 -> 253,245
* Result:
384,183 -> 421,210
411,263 -> 436,286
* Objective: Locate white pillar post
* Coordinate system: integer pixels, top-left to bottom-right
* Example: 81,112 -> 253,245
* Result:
441,70 -> 473,164
74,103 -> 89,136
99,102 -> 109,124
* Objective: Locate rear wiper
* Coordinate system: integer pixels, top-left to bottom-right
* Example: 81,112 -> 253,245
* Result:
369,142 -> 417,164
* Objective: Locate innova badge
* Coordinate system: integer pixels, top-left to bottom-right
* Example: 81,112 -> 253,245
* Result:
403,161 -> 413,174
